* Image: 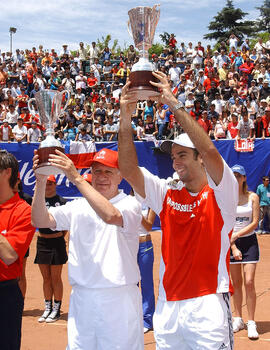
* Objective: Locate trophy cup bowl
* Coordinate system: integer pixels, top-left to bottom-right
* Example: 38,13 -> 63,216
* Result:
127,5 -> 160,100
28,89 -> 70,175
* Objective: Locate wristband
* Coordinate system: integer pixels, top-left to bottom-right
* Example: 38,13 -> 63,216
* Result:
172,102 -> 184,114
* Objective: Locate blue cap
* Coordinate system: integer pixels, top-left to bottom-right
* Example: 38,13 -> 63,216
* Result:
231,164 -> 246,176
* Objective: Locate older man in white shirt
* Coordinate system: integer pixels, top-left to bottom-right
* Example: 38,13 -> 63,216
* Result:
31,148 -> 144,350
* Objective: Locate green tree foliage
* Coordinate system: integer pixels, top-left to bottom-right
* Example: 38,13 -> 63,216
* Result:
204,0 -> 255,44
97,34 -> 111,51
96,34 -> 120,55
256,0 -> 270,33
149,43 -> 164,58
250,32 -> 270,50
159,32 -> 171,46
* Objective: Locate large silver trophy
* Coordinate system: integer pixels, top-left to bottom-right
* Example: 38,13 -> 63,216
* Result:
128,5 -> 160,100
28,89 -> 70,175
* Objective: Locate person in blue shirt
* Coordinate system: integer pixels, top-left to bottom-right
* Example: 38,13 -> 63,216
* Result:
64,120 -> 78,141
256,176 -> 270,234
233,52 -> 244,72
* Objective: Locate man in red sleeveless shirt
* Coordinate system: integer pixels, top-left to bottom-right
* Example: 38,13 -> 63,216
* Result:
119,71 -> 238,349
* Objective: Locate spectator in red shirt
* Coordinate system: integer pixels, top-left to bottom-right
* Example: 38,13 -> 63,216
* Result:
87,72 -> 98,93
227,113 -> 239,139
16,88 -> 29,114
190,100 -> 202,120
90,88 -> 99,104
254,115 -> 264,138
29,47 -> 38,62
168,34 -> 177,54
20,107 -> 32,129
262,107 -> 270,138
197,110 -> 211,133
203,72 -> 219,93
239,57 -> 254,75
229,47 -> 237,64
26,68 -> 34,95
197,41 -> 205,55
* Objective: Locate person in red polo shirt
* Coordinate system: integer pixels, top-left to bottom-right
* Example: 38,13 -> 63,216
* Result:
0,150 -> 35,350
119,71 -> 238,350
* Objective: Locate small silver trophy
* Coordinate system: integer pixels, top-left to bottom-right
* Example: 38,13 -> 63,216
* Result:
28,89 -> 70,175
127,5 -> 160,100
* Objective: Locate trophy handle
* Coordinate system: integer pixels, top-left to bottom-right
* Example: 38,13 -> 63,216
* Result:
151,4 -> 161,34
127,20 -> 133,39
28,98 -> 36,118
56,90 -> 70,118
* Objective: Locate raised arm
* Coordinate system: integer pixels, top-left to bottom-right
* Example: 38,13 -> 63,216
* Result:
31,165 -> 57,229
150,71 -> 224,185
45,150 -> 123,226
150,72 -> 224,185
118,83 -> 146,198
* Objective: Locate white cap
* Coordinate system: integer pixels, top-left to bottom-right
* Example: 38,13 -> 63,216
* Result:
160,133 -> 195,153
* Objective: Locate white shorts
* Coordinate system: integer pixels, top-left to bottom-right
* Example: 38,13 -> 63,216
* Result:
67,284 -> 144,350
153,293 -> 234,350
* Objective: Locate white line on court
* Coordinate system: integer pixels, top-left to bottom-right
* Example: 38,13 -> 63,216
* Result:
237,337 -> 270,342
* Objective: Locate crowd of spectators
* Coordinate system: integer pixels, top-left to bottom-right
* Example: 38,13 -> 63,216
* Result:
0,35 -> 270,143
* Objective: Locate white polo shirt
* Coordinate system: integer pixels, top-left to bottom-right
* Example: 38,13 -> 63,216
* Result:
49,191 -> 142,288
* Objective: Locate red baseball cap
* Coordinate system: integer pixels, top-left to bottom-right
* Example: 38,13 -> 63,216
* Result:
47,175 -> 56,183
92,149 -> 119,168
82,173 -> 92,183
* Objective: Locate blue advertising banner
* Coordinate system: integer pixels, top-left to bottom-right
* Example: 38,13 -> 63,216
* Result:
0,139 -> 269,197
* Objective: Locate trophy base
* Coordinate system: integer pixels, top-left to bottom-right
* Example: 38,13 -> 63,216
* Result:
128,71 -> 160,100
36,146 -> 65,176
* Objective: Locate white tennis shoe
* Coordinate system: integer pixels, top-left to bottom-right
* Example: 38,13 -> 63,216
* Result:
232,317 -> 245,333
247,320 -> 259,339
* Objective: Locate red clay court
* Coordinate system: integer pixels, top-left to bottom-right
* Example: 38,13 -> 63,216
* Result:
21,232 -> 270,350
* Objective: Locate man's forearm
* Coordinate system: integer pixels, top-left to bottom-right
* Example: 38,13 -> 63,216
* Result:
118,115 -> 146,198
163,92 -> 223,185
118,117 -> 139,178
32,180 -> 55,228
166,95 -> 220,158
72,177 -> 123,226
0,235 -> 18,265
118,117 -> 141,178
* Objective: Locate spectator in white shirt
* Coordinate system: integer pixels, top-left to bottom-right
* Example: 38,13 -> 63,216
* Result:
212,93 -> 225,116
6,104 -> 19,125
75,71 -> 87,91
192,46 -> 203,68
168,61 -> 181,86
228,34 -> 239,51
12,117 -> 27,142
0,119 -> 13,142
11,81 -> 21,98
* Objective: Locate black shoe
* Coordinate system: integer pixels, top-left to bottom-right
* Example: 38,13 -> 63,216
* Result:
38,300 -> 52,323
45,308 -> 60,323
46,301 -> 61,323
